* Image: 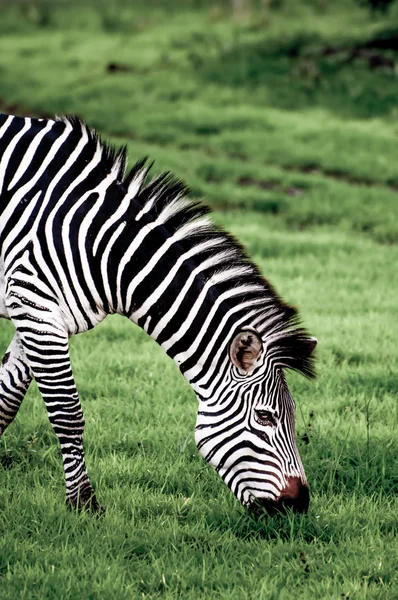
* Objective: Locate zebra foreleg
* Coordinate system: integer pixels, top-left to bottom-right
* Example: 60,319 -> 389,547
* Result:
15,325 -> 101,511
0,333 -> 32,436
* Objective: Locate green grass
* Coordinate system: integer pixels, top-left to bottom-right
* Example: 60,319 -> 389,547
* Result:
0,1 -> 397,598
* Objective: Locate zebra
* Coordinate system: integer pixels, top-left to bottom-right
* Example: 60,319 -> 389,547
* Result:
0,113 -> 317,515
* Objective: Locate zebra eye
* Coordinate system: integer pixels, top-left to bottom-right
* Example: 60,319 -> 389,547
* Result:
254,409 -> 277,427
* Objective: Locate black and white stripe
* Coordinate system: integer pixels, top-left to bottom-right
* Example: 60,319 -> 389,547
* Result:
0,114 -> 316,513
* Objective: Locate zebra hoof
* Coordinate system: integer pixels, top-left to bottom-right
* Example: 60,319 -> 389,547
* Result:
66,489 -> 105,515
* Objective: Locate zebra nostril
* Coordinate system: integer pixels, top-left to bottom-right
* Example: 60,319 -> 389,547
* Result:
278,476 -> 310,514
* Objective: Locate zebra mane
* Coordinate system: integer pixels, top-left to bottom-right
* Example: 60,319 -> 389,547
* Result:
57,115 -> 316,378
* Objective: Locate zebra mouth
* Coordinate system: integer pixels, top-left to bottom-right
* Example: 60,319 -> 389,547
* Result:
246,494 -> 278,517
248,483 -> 310,517
248,497 -> 285,518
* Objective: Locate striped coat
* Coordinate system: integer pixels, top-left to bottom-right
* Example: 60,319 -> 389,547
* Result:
0,114 -> 316,514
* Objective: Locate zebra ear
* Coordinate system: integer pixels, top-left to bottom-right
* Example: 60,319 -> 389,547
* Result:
230,329 -> 263,375
306,337 -> 318,354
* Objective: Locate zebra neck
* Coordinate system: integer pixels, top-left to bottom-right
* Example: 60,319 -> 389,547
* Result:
120,225 -> 268,391
131,286 -> 261,391
106,194 -> 287,393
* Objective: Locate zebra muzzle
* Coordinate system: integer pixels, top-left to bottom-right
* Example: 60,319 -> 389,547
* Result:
250,476 -> 310,517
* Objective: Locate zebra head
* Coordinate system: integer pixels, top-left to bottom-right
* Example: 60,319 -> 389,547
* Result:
194,326 -> 317,516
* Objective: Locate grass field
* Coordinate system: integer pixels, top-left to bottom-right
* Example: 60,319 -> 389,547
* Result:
0,1 -> 397,598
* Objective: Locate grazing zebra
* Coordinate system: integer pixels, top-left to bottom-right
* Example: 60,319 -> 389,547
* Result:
0,113 -> 317,515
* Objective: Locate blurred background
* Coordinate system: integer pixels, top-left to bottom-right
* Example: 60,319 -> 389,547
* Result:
0,2 -> 397,598
1,0 -> 398,240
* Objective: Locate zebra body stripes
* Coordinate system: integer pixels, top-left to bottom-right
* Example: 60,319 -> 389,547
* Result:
0,113 -> 316,514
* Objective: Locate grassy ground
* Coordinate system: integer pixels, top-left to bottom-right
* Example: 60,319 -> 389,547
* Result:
0,1 -> 397,598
